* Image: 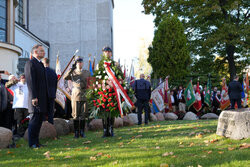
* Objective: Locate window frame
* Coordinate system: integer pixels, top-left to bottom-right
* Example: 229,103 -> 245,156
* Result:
0,0 -> 7,42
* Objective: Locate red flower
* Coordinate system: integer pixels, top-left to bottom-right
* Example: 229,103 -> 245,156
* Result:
122,98 -> 125,102
93,100 -> 96,103
110,103 -> 114,107
94,103 -> 97,106
107,104 -> 110,107
113,93 -> 116,96
102,104 -> 106,109
97,99 -> 101,103
103,99 -> 107,102
104,90 -> 107,93
104,95 -> 108,98
97,105 -> 100,108
109,93 -> 112,97
98,92 -> 101,95
106,109 -> 110,112
108,88 -> 112,92
108,98 -> 112,102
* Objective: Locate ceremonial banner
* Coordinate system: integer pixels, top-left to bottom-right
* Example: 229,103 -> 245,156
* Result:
242,77 -> 248,107
220,78 -> 230,110
164,77 -> 172,111
151,81 -> 165,112
184,80 -> 196,109
55,89 -> 66,109
204,77 -> 212,107
57,56 -> 75,100
193,81 -> 202,111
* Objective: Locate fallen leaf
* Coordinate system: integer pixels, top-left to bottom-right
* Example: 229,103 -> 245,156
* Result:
83,141 -> 92,144
43,151 -> 50,158
179,145 -> 185,148
104,154 -> 111,158
198,165 -> 203,167
91,148 -> 96,151
210,139 -> 218,143
96,152 -> 103,157
228,147 -> 235,151
171,155 -> 177,158
155,146 -> 160,149
104,140 -> 108,143
195,134 -> 203,138
7,151 -> 14,154
64,155 -> 72,159
179,142 -> 183,145
201,155 -> 206,158
90,156 -> 97,161
239,143 -> 250,150
189,143 -> 194,147
84,147 -> 89,150
207,151 -> 212,154
136,135 -> 143,138
113,160 -> 118,165
160,163 -> 169,167
47,157 -> 55,161
218,151 -> 224,154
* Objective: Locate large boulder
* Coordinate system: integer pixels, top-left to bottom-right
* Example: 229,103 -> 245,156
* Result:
128,113 -> 138,125
122,116 -> 134,126
201,113 -> 219,119
183,112 -> 199,120
114,117 -> 123,128
150,113 -> 157,122
24,121 -> 57,140
164,112 -> 178,120
0,127 -> 12,149
66,119 -> 74,133
53,118 -> 70,136
155,112 -> 165,121
89,119 -> 103,131
216,108 -> 250,140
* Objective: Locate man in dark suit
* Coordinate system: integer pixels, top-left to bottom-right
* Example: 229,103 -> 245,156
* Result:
25,44 -> 48,148
133,74 -> 151,125
228,75 -> 243,109
42,58 -> 58,124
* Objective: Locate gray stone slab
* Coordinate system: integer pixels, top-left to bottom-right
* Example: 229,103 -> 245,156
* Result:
216,108 -> 250,140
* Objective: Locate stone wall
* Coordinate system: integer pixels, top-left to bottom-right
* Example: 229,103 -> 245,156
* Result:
29,0 -> 113,70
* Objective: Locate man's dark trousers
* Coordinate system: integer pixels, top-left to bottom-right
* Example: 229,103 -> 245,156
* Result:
28,107 -> 44,147
137,99 -> 150,125
48,98 -> 55,124
230,99 -> 241,109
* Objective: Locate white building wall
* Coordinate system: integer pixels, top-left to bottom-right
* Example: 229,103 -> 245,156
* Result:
28,0 -> 114,70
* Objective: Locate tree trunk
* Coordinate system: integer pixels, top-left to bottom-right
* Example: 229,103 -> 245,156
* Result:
226,44 -> 236,81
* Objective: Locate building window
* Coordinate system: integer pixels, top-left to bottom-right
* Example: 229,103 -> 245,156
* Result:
17,0 -> 23,25
0,0 -> 7,42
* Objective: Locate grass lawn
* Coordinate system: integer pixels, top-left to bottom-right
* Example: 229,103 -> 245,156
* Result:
0,120 -> 249,167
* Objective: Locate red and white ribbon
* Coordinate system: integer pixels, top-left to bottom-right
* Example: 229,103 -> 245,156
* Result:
104,61 -> 134,117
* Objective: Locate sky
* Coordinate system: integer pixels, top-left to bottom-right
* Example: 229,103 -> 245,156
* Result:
113,0 -> 155,71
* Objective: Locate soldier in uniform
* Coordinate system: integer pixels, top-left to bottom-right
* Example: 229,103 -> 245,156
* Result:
64,57 -> 91,138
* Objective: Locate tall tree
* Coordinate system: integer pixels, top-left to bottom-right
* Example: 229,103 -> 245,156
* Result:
142,0 -> 250,80
148,15 -> 191,85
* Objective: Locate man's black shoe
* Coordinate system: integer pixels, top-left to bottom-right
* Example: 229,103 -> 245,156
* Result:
37,143 -> 46,147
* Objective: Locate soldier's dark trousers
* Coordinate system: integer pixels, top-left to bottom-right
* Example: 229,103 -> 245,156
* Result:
137,99 -> 150,125
102,116 -> 114,137
230,98 -> 241,109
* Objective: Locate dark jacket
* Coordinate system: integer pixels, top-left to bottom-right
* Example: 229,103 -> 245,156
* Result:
25,57 -> 48,113
45,67 -> 58,99
0,82 -> 8,112
133,79 -> 151,101
228,80 -> 243,100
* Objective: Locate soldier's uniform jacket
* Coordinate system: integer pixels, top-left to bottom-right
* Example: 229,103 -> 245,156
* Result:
64,69 -> 91,101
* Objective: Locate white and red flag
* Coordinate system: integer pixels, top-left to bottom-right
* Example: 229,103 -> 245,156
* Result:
193,81 -> 202,111
128,61 -> 135,86
220,78 -> 230,110
56,52 -> 62,79
164,77 -> 172,112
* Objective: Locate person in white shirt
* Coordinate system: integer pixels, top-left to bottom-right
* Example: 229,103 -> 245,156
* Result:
6,74 -> 29,137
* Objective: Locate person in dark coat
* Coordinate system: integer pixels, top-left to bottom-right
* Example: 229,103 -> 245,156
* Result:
228,75 -> 243,109
133,74 -> 151,125
42,58 -> 58,124
25,44 -> 48,148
